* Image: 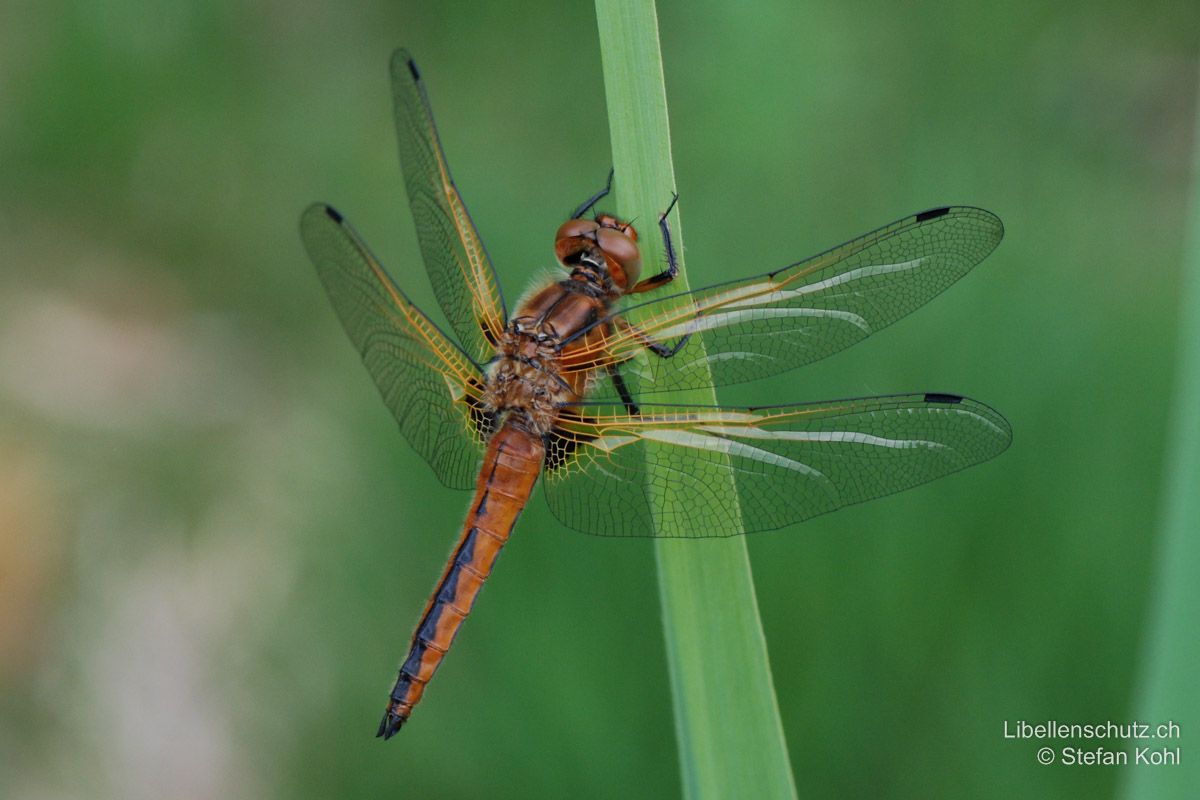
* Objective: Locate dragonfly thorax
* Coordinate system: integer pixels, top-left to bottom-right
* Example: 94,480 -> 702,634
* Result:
483,326 -> 571,436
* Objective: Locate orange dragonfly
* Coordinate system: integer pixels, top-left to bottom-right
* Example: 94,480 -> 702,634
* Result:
300,49 -> 1011,739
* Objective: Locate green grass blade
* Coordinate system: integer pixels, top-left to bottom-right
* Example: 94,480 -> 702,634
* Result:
1118,70 -> 1200,800
593,3 -> 798,798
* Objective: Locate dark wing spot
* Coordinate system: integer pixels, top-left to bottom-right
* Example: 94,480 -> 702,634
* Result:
323,205 -> 344,223
407,58 -> 421,82
924,392 -> 964,404
544,421 -> 598,473
915,207 -> 951,222
466,378 -> 497,438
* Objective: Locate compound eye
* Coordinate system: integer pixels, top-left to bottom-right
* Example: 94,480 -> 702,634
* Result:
596,227 -> 642,288
555,218 -> 598,244
595,214 -> 639,242
554,218 -> 600,263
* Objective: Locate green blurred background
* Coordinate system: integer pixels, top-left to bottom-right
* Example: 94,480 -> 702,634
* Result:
2,1 -> 1196,798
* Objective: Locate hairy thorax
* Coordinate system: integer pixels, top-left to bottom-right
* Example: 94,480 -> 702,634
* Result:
482,280 -> 610,437
483,328 -> 573,436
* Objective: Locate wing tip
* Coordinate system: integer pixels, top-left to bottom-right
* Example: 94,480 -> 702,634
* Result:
299,203 -> 346,240
391,47 -> 419,81
912,205 -> 1005,253
923,392 -> 1014,454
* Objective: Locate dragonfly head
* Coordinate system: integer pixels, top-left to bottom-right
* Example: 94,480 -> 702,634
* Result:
554,215 -> 642,292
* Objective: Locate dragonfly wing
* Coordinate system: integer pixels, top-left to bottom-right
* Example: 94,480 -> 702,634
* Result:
567,207 -> 1003,397
542,393 -> 1011,537
301,204 -> 490,490
391,49 -> 507,364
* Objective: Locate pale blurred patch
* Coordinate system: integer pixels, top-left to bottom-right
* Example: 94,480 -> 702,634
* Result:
0,447 -> 62,679
0,224 -> 359,796
0,291 -> 257,434
5,397 -> 354,800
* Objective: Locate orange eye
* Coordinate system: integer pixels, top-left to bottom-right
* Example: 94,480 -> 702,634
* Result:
594,213 -> 639,242
596,227 -> 642,288
555,218 -> 598,241
554,219 -> 598,263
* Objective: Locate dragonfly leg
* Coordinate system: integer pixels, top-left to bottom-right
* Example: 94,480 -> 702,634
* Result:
570,168 -> 615,219
606,363 -> 640,415
630,192 -> 680,294
614,316 -> 691,359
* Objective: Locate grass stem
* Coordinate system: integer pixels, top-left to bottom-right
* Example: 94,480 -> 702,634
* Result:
1119,66 -> 1200,800
593,3 -> 798,797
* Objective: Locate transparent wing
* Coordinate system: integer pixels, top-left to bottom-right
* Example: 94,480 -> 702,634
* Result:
391,48 -> 507,364
542,393 -> 1011,537
566,207 -> 1003,397
300,204 -> 490,489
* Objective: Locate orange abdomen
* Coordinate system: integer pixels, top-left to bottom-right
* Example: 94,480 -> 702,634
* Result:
377,421 -> 544,738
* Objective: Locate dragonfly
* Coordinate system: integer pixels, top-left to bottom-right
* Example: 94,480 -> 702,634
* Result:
300,49 -> 1011,739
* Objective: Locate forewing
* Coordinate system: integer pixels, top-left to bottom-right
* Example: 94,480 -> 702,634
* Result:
301,204 -> 490,489
567,207 -> 1002,396
391,49 -> 507,363
542,393 -> 1011,537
